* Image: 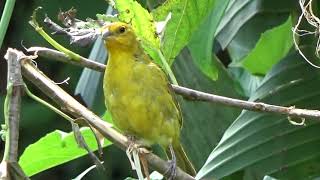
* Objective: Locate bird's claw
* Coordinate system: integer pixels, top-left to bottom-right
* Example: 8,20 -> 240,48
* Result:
126,139 -> 151,170
126,143 -> 136,170
164,144 -> 177,180
165,159 -> 177,180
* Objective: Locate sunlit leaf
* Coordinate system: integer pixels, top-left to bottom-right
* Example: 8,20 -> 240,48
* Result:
114,0 -> 161,64
19,128 -> 111,176
240,16 -> 293,75
216,0 -> 294,49
227,13 -> 290,97
152,0 -> 218,64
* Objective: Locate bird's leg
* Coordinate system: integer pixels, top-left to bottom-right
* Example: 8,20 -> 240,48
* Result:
165,144 -> 177,180
126,141 -> 136,170
126,135 -> 151,153
125,135 -> 151,180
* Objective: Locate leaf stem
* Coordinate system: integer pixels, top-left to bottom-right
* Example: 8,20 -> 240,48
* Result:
157,49 -> 178,85
23,84 -> 74,123
0,0 -> 16,48
29,7 -> 82,61
3,83 -> 13,161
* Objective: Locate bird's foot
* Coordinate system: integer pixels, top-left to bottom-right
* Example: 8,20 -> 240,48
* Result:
126,142 -> 146,180
164,144 -> 177,180
126,140 -> 151,169
126,136 -> 151,156
125,135 -> 151,180
126,142 -> 137,169
165,159 -> 177,180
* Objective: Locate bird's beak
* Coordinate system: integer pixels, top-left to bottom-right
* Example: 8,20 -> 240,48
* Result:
101,27 -> 111,39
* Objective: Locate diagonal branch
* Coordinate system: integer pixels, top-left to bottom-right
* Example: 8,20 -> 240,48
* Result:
20,57 -> 194,180
28,46 -> 320,121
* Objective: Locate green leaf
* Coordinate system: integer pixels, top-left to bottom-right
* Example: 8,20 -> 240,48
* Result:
114,0 -> 161,64
115,0 -> 159,48
216,0 -> 294,49
188,0 -> 231,80
196,50 -> 320,179
228,67 -> 263,97
152,0 -> 218,64
0,0 -> 16,48
240,16 -> 293,75
19,128 -> 112,176
227,13 -> 291,64
102,110 -> 113,124
227,13 -> 291,97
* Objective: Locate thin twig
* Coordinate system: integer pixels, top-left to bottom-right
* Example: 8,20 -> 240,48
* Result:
27,47 -> 105,72
20,58 -> 194,180
172,85 -> 320,120
28,46 -> 320,121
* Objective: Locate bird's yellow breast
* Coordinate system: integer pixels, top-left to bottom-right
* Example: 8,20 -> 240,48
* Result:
103,50 -> 180,147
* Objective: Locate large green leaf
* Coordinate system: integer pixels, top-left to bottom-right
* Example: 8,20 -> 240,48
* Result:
188,0 -> 231,80
240,16 -> 293,75
19,128 -> 111,177
228,67 -> 263,97
227,13 -> 291,64
196,50 -> 320,179
152,0 -> 218,64
227,13 -> 290,97
216,0 -> 294,49
115,0 -> 159,49
173,49 -> 241,169
114,0 -> 161,64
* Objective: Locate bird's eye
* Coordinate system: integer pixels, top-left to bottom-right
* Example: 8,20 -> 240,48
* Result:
119,26 -> 126,33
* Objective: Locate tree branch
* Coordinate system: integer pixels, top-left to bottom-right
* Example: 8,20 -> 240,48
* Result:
27,47 -> 105,72
28,46 -> 320,121
171,85 -> 320,120
3,48 -> 23,162
1,48 -> 29,179
20,57 -> 194,180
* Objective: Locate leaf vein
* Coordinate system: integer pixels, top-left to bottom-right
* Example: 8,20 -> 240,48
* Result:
168,0 -> 188,61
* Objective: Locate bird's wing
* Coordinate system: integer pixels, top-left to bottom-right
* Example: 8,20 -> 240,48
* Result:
141,53 -> 183,129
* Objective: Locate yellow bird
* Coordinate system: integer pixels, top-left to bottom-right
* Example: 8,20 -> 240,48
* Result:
101,22 -> 196,177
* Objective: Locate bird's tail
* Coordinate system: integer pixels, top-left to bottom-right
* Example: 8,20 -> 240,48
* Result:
166,141 -> 196,176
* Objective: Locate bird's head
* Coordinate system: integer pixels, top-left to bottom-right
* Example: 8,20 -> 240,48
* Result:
101,22 -> 138,51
